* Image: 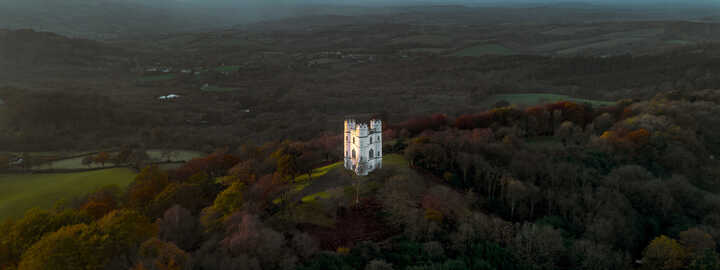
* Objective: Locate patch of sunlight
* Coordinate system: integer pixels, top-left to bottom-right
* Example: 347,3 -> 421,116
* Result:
294,161 -> 342,183
383,154 -> 407,167
301,191 -> 332,203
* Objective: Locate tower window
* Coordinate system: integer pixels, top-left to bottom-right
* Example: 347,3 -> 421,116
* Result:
352,149 -> 356,159
370,137 -> 373,144
369,149 -> 374,158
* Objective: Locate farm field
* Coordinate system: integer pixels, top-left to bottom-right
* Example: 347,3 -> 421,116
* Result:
214,65 -> 241,72
0,168 -> 137,221
30,149 -> 204,170
450,43 -> 516,57
31,156 -> 112,170
201,85 -> 239,92
482,93 -> 616,107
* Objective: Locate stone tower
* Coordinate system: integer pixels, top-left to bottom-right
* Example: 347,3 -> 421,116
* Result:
344,115 -> 382,176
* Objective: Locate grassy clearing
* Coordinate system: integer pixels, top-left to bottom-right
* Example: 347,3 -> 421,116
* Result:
214,65 -> 241,72
201,85 -> 239,92
30,149 -> 204,170
0,168 -> 137,221
483,93 -> 615,107
138,74 -> 176,82
294,162 -> 342,183
273,162 -> 342,205
383,154 -> 408,167
301,191 -> 332,203
450,44 -> 516,57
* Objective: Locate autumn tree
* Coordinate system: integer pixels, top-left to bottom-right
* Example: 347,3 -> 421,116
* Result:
18,210 -> 155,270
642,235 -> 688,270
94,151 -> 111,166
0,208 -> 91,268
272,141 -> 303,183
82,156 -> 93,168
81,185 -> 122,219
127,165 -> 170,209
17,224 -> 106,270
134,238 -> 192,270
213,182 -> 245,215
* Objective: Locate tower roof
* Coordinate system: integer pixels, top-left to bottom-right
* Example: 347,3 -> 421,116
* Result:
345,113 -> 381,123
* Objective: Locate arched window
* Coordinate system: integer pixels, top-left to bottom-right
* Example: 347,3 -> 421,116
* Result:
352,149 -> 356,159
369,149 -> 374,158
370,136 -> 373,144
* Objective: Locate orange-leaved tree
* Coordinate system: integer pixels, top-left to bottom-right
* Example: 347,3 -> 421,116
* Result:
642,235 -> 689,270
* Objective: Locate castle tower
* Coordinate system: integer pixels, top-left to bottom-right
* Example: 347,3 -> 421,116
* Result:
344,115 -> 382,176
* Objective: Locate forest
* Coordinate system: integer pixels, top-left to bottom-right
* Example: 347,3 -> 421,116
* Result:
3,88 -> 720,270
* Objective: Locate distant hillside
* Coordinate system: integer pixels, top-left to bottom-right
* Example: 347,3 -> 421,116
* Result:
0,0 -> 226,39
0,0 -> 388,40
0,29 -> 127,69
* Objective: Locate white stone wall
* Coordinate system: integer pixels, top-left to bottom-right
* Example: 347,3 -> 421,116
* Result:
344,118 -> 382,175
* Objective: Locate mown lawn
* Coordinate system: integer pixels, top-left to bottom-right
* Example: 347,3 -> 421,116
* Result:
483,93 -> 615,107
0,168 -> 137,221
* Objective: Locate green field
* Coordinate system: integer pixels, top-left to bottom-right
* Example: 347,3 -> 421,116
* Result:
450,43 -> 516,57
214,65 -> 241,72
383,153 -> 407,167
138,74 -> 177,82
31,156 -> 111,170
30,149 -> 204,170
201,85 -> 239,92
482,93 -> 615,107
0,168 -> 137,221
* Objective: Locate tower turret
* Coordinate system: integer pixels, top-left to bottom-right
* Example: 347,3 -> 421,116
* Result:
344,115 -> 383,176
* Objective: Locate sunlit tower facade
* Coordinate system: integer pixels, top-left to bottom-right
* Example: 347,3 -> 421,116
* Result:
344,116 -> 382,176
